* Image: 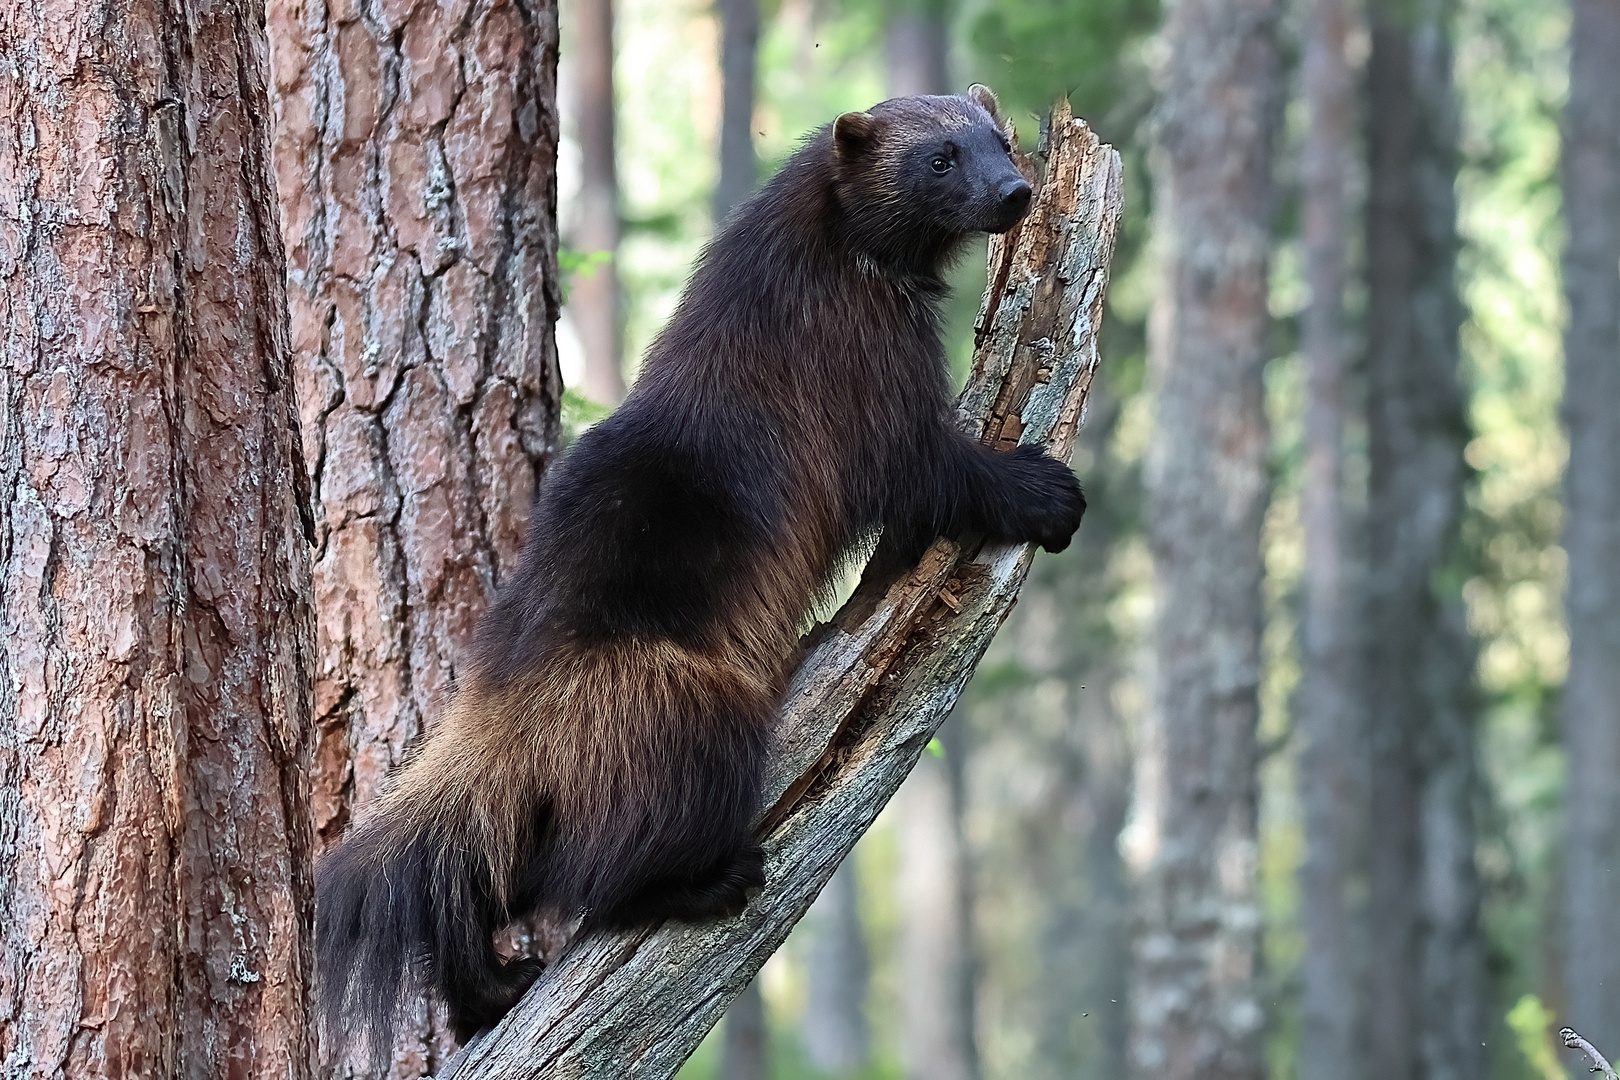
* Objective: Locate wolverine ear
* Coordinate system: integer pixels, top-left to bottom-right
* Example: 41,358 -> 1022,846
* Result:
967,83 -> 1002,121
834,111 -> 878,160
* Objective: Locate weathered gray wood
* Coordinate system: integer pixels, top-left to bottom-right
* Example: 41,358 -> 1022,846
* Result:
443,101 -> 1123,1080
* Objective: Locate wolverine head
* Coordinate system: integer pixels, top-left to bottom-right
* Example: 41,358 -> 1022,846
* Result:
831,85 -> 1033,273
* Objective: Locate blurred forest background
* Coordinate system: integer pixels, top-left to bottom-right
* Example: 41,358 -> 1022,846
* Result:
550,0 -> 1607,1078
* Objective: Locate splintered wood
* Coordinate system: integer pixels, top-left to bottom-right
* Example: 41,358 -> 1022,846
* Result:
445,100 -> 1124,1080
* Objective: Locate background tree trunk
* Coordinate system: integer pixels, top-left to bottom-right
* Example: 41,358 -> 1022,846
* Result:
0,0 -> 317,1072
898,714 -> 980,1080
1361,2 -> 1485,1077
1559,0 -> 1620,1051
720,980 -> 769,1080
266,0 -> 563,1071
566,0 -> 626,403
1008,388 -> 1134,1080
880,15 -> 982,1079
711,3 -> 767,1072
714,0 -> 760,221
1297,0 -> 1369,1074
800,861 -> 871,1074
1130,0 -> 1281,1071
885,1 -> 952,100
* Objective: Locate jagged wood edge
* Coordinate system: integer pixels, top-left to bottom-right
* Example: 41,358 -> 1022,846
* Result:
443,102 -> 1123,1080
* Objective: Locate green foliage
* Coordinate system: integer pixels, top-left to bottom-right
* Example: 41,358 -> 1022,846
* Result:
1505,995 -> 1568,1080
1453,0 -> 1571,1071
560,387 -> 612,447
967,0 -> 1159,141
558,248 -> 613,305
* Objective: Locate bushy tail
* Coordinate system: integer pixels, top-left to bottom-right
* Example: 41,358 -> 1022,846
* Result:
315,803 -> 542,1064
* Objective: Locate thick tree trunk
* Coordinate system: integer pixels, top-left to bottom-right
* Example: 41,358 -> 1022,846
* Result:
1130,0 -> 1281,1074
566,0 -> 626,403
714,0 -> 760,221
801,861 -> 871,1074
1559,0 -> 1620,1051
266,0 -> 562,1071
0,0 -> 317,1073
1297,0 -> 1369,1075
1362,2 -> 1484,1078
443,105 -> 1122,1080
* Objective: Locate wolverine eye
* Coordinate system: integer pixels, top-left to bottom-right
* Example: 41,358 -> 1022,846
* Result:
930,156 -> 952,175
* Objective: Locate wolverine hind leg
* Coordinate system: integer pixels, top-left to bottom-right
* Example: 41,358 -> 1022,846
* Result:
591,840 -> 766,931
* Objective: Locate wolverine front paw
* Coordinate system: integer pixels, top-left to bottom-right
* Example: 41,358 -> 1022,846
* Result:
1007,444 -> 1086,553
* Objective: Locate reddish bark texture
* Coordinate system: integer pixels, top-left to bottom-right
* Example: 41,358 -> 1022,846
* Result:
1131,0 -> 1282,1071
565,0 -> 626,404
0,0 -> 317,1072
266,0 -> 562,1070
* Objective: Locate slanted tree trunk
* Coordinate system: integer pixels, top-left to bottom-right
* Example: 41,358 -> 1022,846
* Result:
1362,1 -> 1484,1077
801,861 -> 871,1074
714,0 -> 761,221
1559,0 -> 1620,1051
0,0 -> 316,1073
266,0 -> 563,1071
1297,0 -> 1369,1074
1130,0 -> 1281,1074
567,0 -> 626,403
443,104 -> 1123,1080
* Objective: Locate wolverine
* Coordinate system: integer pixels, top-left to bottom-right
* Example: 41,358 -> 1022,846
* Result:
316,85 -> 1085,1058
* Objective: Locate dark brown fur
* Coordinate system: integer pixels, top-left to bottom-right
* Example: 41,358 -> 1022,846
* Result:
315,86 -> 1084,1061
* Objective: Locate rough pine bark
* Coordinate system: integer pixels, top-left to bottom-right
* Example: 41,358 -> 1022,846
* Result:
1362,1 -> 1484,1077
714,0 -> 760,220
0,0 -> 317,1073
265,0 -> 562,1071
1130,0 -> 1282,1070
1559,0 -> 1620,1050
566,0 -> 626,403
1297,0 -> 1369,1074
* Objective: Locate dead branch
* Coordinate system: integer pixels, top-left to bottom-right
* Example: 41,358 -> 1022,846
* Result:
1562,1027 -> 1620,1079
442,101 -> 1124,1080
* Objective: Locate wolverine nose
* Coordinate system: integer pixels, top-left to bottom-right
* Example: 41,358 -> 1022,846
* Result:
999,177 -> 1032,215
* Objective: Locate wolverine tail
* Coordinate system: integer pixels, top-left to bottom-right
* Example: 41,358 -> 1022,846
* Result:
315,792 -> 543,1063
